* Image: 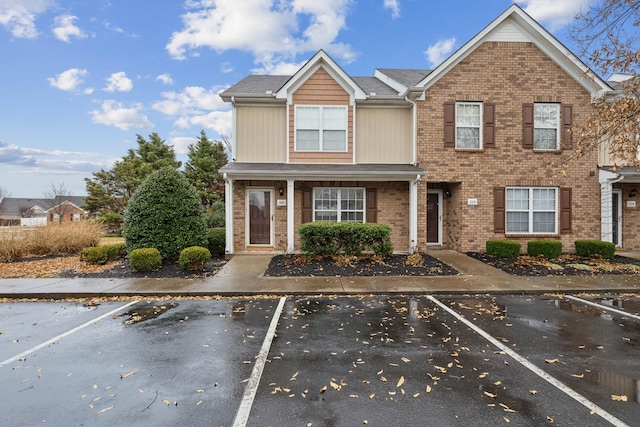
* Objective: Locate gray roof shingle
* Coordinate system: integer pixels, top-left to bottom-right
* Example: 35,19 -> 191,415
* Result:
375,68 -> 432,87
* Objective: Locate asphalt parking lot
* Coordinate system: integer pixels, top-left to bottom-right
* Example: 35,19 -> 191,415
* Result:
1,293 -> 639,426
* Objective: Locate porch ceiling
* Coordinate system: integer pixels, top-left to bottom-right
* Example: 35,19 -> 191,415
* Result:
220,162 -> 425,181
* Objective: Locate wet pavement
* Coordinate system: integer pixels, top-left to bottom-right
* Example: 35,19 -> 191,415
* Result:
1,293 -> 639,426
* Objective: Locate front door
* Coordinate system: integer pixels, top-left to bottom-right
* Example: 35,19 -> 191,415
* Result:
248,189 -> 272,245
612,190 -> 622,247
426,191 -> 441,245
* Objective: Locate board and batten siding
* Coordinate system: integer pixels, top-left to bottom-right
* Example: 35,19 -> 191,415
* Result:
289,67 -> 353,163
356,107 -> 413,163
235,106 -> 287,162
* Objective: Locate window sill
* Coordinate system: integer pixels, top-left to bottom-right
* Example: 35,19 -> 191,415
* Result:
454,148 -> 483,152
505,234 -> 559,238
532,149 -> 561,153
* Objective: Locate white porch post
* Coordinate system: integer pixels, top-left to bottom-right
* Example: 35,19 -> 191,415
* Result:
224,173 -> 234,254
599,169 -> 618,243
409,176 -> 420,253
287,179 -> 295,253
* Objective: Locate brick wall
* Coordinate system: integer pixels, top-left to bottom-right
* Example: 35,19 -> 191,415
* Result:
417,42 -> 601,252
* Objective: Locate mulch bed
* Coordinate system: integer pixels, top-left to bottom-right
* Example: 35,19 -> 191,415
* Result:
467,252 -> 640,276
264,254 -> 459,277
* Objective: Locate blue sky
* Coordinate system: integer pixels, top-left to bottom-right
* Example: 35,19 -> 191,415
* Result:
0,0 -> 592,197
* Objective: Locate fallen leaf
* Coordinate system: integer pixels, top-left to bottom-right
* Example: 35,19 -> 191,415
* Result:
503,416 -> 510,423
397,376 -> 405,388
320,386 -> 327,393
330,380 -> 341,391
369,393 -> 375,399
545,359 -> 560,364
401,357 -> 411,363
530,390 -> 537,395
484,391 -> 497,398
426,385 -> 432,393
120,370 -> 136,379
98,406 -> 113,414
163,400 -> 170,405
413,392 -> 420,398
571,373 -> 584,378
611,395 -> 628,402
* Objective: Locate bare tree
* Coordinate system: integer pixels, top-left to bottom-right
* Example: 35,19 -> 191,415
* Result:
0,186 -> 8,202
44,183 -> 72,223
570,0 -> 640,167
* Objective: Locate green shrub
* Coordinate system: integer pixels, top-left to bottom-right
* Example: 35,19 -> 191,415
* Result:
79,243 -> 126,264
179,246 -> 211,270
486,240 -> 521,258
527,239 -> 562,259
575,240 -> 615,259
299,222 -> 393,256
207,228 -> 226,257
129,248 -> 162,272
205,201 -> 225,228
123,168 -> 208,260
96,212 -> 124,235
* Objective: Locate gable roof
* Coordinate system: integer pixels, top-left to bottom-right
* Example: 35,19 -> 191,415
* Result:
416,4 -> 611,96
0,197 -> 86,215
219,75 -> 290,101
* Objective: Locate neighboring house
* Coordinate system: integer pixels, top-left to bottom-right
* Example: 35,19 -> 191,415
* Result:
219,5 -> 615,255
0,197 -> 87,226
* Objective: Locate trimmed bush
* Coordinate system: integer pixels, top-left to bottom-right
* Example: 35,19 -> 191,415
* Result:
123,168 -> 207,260
179,246 -> 211,270
129,248 -> 162,272
299,222 -> 393,257
80,243 -> 126,264
575,240 -> 615,259
527,240 -> 562,259
486,240 -> 521,258
207,228 -> 226,257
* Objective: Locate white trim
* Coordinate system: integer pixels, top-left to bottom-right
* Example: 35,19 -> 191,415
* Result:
294,105 -> 348,152
245,187 -> 275,247
285,103 -> 290,163
224,174 -> 234,254
533,103 -> 560,151
455,101 -> 483,150
505,186 -> 558,235
612,189 -> 623,248
313,187 -> 365,223
409,177 -> 420,252
287,180 -> 295,253
427,190 -> 443,246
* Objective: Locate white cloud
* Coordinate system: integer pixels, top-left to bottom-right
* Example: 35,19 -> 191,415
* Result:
166,0 -> 355,71
48,68 -> 88,91
251,60 -> 307,75
104,71 -> 133,92
515,0 -> 589,32
424,37 -> 456,68
152,85 -> 231,131
0,0 -> 53,39
156,73 -> 174,85
0,141 -> 111,172
90,100 -> 153,131
169,136 -> 197,155
383,0 -> 400,19
52,14 -> 86,42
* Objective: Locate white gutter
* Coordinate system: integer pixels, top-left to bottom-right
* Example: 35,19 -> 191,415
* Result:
223,172 -> 234,254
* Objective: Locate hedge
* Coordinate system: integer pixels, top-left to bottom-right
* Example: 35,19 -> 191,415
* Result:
207,228 -> 226,257
527,240 -> 562,259
79,243 -> 126,265
486,240 -> 521,258
575,240 -> 615,259
299,222 -> 393,257
129,248 -> 162,272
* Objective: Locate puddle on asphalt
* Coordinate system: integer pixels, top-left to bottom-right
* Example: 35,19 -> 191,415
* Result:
578,369 -> 640,404
593,296 -> 640,316
120,302 -> 177,324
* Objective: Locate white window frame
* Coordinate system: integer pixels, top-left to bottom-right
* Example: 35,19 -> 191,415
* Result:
506,187 -> 558,234
295,105 -> 348,152
313,187 -> 365,223
455,101 -> 482,149
533,103 -> 560,150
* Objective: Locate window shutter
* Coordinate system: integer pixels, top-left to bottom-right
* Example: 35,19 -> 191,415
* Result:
494,187 -> 505,233
484,103 -> 495,148
444,102 -> 455,147
522,103 -> 534,149
366,188 -> 377,223
302,188 -> 313,224
562,104 -> 573,150
559,187 -> 572,234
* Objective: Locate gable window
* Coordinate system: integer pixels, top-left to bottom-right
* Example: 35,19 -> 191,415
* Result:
506,187 -> 557,234
534,103 -> 560,150
296,105 -> 347,151
456,102 -> 482,149
314,188 -> 364,222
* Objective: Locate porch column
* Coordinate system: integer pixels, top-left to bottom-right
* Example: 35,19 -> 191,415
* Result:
223,173 -> 234,254
287,179 -> 295,253
599,169 -> 618,243
409,176 -> 420,253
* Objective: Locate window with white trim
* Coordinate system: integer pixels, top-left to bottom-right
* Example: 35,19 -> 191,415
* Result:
295,106 -> 347,151
506,187 -> 557,234
534,103 -> 560,150
314,188 -> 364,222
456,102 -> 482,149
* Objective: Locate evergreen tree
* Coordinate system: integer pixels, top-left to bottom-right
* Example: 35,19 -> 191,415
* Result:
184,130 -> 228,207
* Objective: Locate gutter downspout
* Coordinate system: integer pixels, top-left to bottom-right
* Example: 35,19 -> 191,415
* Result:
223,173 -> 234,255
231,96 -> 237,161
409,174 -> 421,254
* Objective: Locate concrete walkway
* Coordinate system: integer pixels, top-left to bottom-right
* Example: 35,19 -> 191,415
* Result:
1,250 -> 640,298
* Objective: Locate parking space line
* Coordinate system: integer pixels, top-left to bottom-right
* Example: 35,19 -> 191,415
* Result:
0,300 -> 138,368
427,295 -> 629,427
566,295 -> 640,321
233,296 -> 287,427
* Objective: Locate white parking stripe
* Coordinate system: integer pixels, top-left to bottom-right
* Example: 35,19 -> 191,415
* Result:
566,295 -> 640,321
233,296 -> 286,427
0,300 -> 138,368
428,295 -> 629,427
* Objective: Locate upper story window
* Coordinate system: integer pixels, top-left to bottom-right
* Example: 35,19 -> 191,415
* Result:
295,105 -> 347,152
456,102 -> 482,149
506,187 -> 557,234
534,103 -> 560,150
314,188 -> 364,222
